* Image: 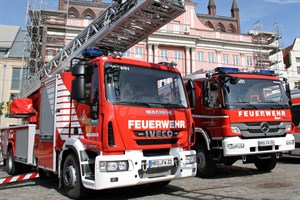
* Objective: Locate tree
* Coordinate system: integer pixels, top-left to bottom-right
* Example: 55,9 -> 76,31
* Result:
0,102 -> 4,116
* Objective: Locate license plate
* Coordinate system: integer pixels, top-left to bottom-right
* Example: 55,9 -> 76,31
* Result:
148,158 -> 173,168
258,140 -> 275,146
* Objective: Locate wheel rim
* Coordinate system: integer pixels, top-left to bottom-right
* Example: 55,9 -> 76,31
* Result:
63,164 -> 77,188
196,150 -> 206,171
8,153 -> 13,171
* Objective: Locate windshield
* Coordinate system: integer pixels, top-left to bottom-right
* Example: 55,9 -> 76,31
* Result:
104,62 -> 188,108
223,78 -> 289,109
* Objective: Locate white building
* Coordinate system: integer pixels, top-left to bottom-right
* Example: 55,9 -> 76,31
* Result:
284,38 -> 300,89
0,25 -> 27,127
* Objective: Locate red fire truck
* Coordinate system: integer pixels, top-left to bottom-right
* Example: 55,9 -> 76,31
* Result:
185,67 -> 295,177
286,89 -> 300,157
0,0 -> 197,199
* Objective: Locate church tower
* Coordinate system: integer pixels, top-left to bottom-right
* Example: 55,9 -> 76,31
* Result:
231,0 -> 240,33
207,0 -> 216,16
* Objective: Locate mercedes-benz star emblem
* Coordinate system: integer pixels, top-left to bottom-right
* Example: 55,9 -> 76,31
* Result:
260,122 -> 270,133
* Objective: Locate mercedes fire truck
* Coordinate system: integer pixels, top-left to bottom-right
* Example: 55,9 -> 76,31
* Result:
185,67 -> 295,177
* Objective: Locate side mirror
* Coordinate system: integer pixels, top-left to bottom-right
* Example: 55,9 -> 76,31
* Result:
187,79 -> 197,109
71,62 -> 86,102
229,77 -> 240,84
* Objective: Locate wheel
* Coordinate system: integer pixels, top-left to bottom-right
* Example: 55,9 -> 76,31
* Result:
62,154 -> 87,199
6,148 -> 21,175
254,156 -> 277,171
193,142 -> 216,178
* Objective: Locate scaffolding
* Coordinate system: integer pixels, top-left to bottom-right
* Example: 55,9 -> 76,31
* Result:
249,20 -> 283,71
23,0 -> 67,79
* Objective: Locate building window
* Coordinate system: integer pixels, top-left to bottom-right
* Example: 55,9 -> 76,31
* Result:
247,56 -> 253,66
208,52 -> 214,63
198,52 -> 204,62
233,55 -> 239,65
296,57 -> 300,62
174,50 -> 181,60
10,93 -> 18,100
173,22 -> 180,33
134,47 -> 143,59
68,11 -> 77,18
48,49 -> 53,57
123,49 -> 130,57
160,49 -> 168,60
11,68 -> 22,90
160,25 -> 167,32
295,81 -> 300,89
84,13 -> 93,19
297,66 -> 300,74
222,54 -> 229,64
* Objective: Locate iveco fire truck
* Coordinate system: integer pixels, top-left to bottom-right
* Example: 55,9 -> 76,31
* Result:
185,67 -> 295,177
0,0 -> 196,198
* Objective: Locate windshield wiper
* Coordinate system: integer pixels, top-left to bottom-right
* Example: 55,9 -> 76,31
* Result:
230,101 -> 258,109
161,103 -> 184,108
264,101 -> 285,109
118,101 -> 151,107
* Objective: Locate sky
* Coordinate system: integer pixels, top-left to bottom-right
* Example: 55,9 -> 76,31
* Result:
0,0 -> 299,47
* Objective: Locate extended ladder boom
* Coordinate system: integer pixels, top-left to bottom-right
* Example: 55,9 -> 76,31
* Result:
21,0 -> 186,98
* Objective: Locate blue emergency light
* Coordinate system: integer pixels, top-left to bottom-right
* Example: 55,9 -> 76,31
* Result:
259,69 -> 275,75
214,67 -> 239,73
82,49 -> 103,57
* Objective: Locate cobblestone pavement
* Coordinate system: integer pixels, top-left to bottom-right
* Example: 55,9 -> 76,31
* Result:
0,158 -> 300,200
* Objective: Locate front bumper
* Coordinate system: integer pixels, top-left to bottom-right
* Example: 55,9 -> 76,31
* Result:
222,134 -> 295,157
82,147 -> 196,190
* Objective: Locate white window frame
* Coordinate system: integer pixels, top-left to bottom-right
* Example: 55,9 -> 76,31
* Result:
222,54 -> 229,64
247,56 -> 253,66
160,49 -> 168,60
123,49 -> 130,57
233,55 -> 239,65
174,50 -> 181,60
198,52 -> 204,62
134,47 -> 143,59
208,52 -> 214,63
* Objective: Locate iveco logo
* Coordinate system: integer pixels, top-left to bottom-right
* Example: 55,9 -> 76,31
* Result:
135,130 -> 179,138
260,122 -> 270,133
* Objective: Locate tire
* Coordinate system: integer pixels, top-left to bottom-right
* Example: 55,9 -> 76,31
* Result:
193,142 -> 216,178
62,154 -> 88,199
254,156 -> 277,172
6,148 -> 21,175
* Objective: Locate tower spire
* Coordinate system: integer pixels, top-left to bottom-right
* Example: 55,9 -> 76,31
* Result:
207,0 -> 216,16
231,0 -> 240,33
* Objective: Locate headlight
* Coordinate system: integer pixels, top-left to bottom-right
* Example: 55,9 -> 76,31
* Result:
285,124 -> 292,132
227,143 -> 245,149
185,155 -> 196,164
231,126 -> 241,134
99,161 -> 129,172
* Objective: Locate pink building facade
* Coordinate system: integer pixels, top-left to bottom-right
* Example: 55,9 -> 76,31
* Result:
52,0 -> 279,77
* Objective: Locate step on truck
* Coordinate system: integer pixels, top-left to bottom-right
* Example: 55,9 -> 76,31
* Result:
185,67 -> 295,177
0,0 -> 196,198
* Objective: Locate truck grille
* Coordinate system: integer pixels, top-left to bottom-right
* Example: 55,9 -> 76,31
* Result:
232,121 -> 289,138
136,139 -> 178,145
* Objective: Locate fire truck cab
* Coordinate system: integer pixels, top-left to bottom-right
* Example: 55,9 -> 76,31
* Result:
185,67 -> 295,177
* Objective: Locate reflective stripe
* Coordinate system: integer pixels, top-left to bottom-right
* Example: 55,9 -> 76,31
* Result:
0,172 -> 39,185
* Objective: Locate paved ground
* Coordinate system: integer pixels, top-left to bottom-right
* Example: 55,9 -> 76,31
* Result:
0,158 -> 300,200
